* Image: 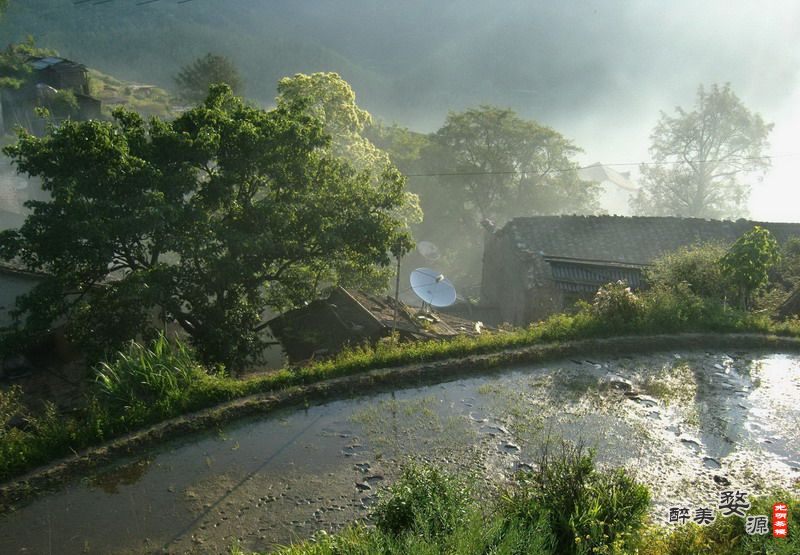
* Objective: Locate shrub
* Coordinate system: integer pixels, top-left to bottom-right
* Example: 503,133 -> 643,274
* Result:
645,243 -> 731,300
373,462 -> 472,538
589,281 -> 643,331
721,226 -> 781,309
638,283 -> 707,332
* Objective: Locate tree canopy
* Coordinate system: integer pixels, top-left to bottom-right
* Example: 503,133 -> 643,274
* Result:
174,53 -> 244,104
276,73 -> 422,229
407,106 -> 596,286
429,106 -> 595,223
0,85 -> 411,368
721,226 -> 780,309
632,84 -> 773,219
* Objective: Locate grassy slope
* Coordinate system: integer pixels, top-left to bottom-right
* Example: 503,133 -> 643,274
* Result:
87,69 -> 176,120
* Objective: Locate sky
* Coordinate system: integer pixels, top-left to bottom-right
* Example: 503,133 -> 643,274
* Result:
2,0 -> 799,221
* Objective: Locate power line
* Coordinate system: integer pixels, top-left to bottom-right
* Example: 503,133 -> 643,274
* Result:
404,153 -> 800,178
69,0 -> 195,6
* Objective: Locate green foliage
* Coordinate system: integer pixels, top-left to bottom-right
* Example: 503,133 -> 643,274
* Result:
276,72 -> 423,238
48,89 -> 79,117
637,284 -> 708,332
632,83 -> 773,218
255,459 -> 796,555
721,226 -> 781,309
505,442 -> 650,555
1,84 -> 411,368
431,105 -> 596,222
412,105 -> 597,286
0,37 -> 56,90
779,236 -> 800,282
174,52 -> 243,103
264,451 -> 649,555
589,281 -> 643,331
645,243 -> 732,300
373,463 -> 472,538
94,333 -> 213,428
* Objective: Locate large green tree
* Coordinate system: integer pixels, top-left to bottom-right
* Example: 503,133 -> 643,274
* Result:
410,106 -> 595,287
276,73 -> 422,225
428,105 -> 595,224
0,85 -> 410,368
275,72 -> 422,291
174,53 -> 244,104
632,84 -> 773,219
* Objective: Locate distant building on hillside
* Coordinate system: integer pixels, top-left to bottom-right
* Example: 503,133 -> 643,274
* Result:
480,215 -> 800,326
0,56 -> 102,135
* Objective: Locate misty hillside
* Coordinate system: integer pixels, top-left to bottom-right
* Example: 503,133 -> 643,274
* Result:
2,0 -> 798,221
4,0 -> 797,132
0,0 -> 386,111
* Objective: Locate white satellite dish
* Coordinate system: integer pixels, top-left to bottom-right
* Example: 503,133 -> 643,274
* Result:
416,240 -> 440,261
410,267 -> 457,307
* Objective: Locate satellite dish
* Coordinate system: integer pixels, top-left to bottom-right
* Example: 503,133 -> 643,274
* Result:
416,240 -> 440,261
410,267 -> 457,307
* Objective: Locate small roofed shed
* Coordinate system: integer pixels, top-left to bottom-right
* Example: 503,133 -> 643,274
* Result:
481,215 -> 800,326
267,287 -> 485,363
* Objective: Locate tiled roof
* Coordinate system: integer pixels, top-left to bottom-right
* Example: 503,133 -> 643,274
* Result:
28,56 -> 86,72
501,215 -> 800,265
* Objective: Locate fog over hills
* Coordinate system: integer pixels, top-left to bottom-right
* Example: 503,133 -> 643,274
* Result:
2,0 -> 798,220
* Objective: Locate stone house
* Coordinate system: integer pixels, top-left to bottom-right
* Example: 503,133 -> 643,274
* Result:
480,215 -> 800,326
0,56 -> 102,135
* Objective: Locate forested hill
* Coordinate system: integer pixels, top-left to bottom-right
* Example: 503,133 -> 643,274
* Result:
0,0 -> 386,112
0,0 -> 705,131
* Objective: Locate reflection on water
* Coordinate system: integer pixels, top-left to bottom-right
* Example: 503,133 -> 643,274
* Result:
88,457 -> 153,495
0,350 -> 798,554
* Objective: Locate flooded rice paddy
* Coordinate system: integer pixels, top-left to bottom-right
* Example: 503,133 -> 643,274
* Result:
1,350 -> 799,554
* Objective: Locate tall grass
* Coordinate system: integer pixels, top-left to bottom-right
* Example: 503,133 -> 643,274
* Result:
261,450 -> 798,555
94,334 -> 225,431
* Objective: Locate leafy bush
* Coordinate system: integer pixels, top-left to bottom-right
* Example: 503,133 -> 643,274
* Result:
373,462 -> 472,538
638,283 -> 710,332
589,281 -> 643,331
644,243 -> 731,300
721,226 -> 781,309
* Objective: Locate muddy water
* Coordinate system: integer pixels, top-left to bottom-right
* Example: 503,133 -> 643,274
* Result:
1,351 -> 799,554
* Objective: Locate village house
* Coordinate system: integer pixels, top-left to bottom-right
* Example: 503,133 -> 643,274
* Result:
0,56 -> 102,135
480,215 -> 800,326
268,286 -> 486,363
